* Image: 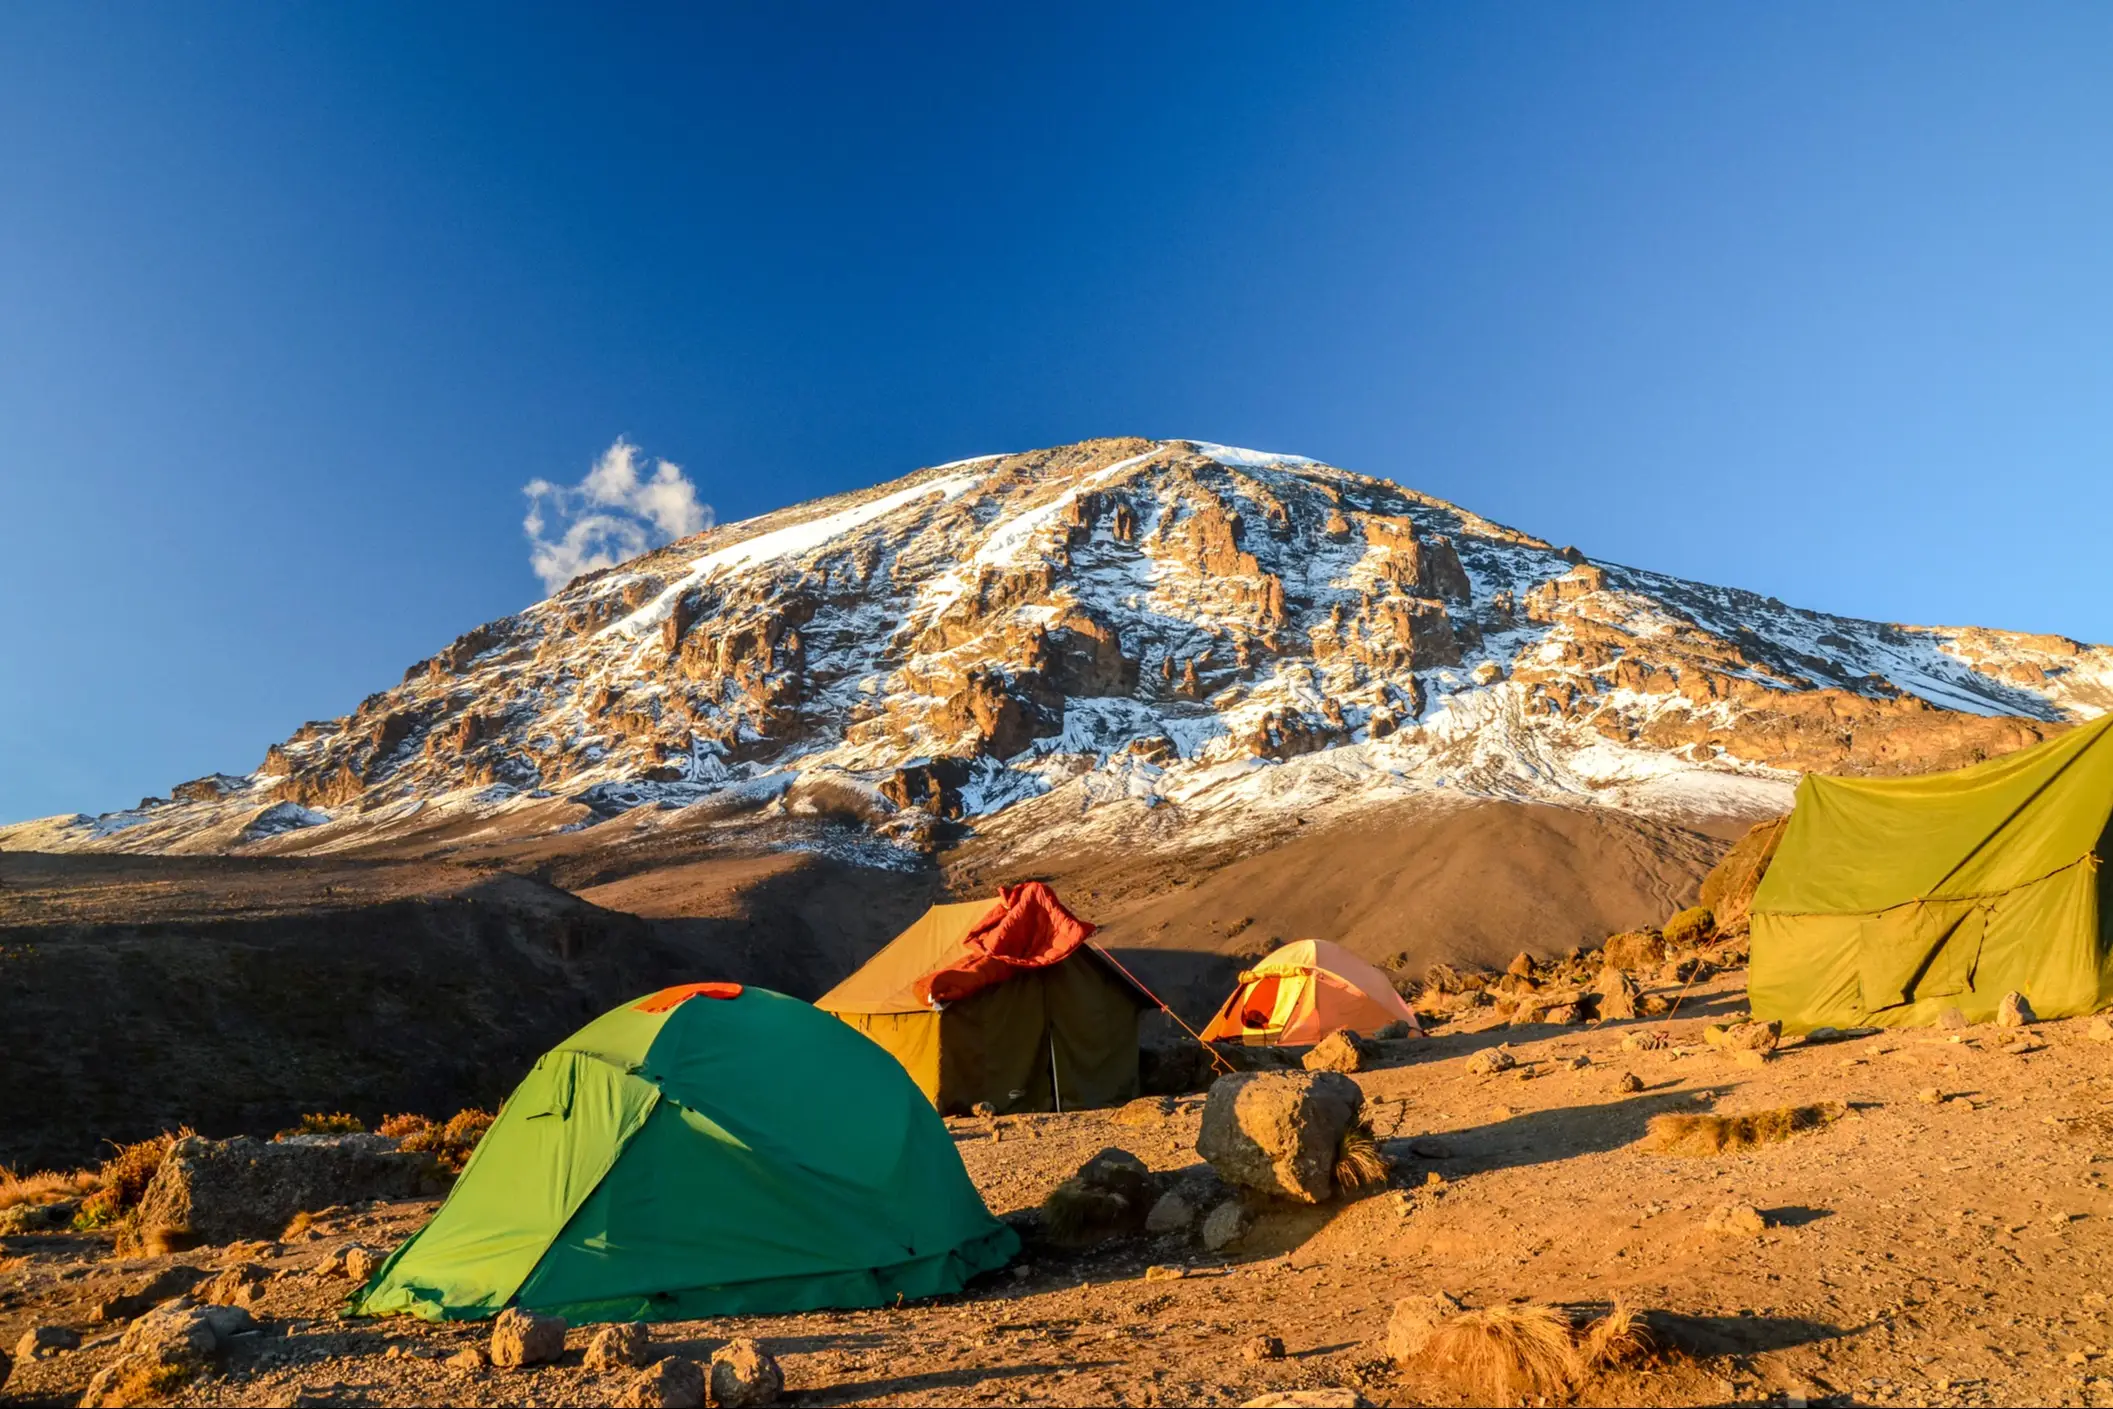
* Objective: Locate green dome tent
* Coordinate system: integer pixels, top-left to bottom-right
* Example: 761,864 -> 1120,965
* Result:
353,982 -> 1017,1323
1751,714 -> 2113,1032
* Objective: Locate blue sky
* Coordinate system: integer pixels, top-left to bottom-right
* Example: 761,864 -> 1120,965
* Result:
3,4 -> 2110,822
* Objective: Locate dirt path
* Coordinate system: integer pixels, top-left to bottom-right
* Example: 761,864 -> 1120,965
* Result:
9,973 -> 2113,1407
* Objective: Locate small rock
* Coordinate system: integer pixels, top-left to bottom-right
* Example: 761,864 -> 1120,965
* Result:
446,1347 -> 488,1373
1704,1203 -> 1768,1238
1201,1200 -> 1249,1253
586,1321 -> 651,1371
117,1299 -> 220,1364
1145,1191 -> 1196,1235
1144,1264 -> 1187,1281
1302,1029 -> 1375,1074
93,1264 -> 208,1322
490,1306 -> 566,1368
1591,967 -> 1641,1021
1999,991 -> 2037,1027
1728,1048 -> 1770,1069
1111,1096 -> 1177,1126
970,1101 -> 996,1119
1507,952 -> 1535,978
1805,1026 -> 1842,1043
1373,1020 -> 1414,1040
1385,1290 -> 1465,1363
1464,1046 -> 1517,1076
0,1201 -> 76,1235
616,1356 -> 706,1409
1618,1072 -> 1645,1093
341,1245 -> 381,1282
1542,1003 -> 1584,1025
14,1325 -> 79,1360
1244,1334 -> 1286,1361
708,1337 -> 783,1408
202,1263 -> 270,1308
2090,1018 -> 2113,1043
1938,1006 -> 1971,1030
1918,1087 -> 1944,1105
1621,1031 -> 1666,1053
1566,1053 -> 1590,1070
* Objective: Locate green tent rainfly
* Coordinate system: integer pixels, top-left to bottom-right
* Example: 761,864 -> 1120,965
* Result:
352,983 -> 1018,1323
1751,714 -> 2113,1032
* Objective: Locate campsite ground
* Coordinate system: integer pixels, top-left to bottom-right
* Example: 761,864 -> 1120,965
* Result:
10,969 -> 2113,1408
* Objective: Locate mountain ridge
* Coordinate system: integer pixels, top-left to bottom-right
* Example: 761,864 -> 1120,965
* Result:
9,436 -> 2110,865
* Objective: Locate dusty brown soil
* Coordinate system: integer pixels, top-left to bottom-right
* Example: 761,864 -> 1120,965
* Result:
965,801 -> 1735,1015
11,968 -> 2113,1408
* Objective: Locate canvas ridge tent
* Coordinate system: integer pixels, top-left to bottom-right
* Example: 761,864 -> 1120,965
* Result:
1199,938 -> 1419,1045
1751,714 -> 2113,1032
816,882 -> 1152,1115
353,982 -> 1016,1323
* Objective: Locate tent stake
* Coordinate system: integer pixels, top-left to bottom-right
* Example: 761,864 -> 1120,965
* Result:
1049,1030 -> 1063,1114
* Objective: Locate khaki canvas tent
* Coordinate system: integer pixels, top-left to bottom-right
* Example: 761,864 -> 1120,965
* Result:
1751,714 -> 2113,1033
817,882 -> 1152,1115
1198,939 -> 1419,1045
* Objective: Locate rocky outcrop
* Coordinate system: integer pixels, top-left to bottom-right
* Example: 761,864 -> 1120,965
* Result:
133,1134 -> 443,1248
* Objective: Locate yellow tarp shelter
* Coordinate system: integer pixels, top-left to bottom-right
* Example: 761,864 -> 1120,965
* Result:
1751,714 -> 2113,1032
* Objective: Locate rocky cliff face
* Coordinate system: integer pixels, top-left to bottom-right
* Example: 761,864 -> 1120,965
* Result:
12,438 -> 2111,863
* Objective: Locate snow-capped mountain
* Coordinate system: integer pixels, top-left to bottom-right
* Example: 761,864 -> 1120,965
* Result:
12,437 -> 2111,863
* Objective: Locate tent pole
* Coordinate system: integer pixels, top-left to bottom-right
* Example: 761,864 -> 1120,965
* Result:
1049,1030 -> 1063,1114
1089,942 -> 1237,1076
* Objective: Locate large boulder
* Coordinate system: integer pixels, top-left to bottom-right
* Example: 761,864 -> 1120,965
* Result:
133,1134 -> 443,1247
1196,1070 -> 1363,1204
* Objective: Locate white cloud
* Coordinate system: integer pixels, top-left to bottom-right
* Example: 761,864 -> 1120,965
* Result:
523,438 -> 712,594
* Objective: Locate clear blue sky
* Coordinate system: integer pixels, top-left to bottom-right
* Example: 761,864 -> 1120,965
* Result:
4,4 -> 2111,822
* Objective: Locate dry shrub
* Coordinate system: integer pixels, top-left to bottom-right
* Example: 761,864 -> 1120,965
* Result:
381,1108 -> 494,1174
129,1221 -> 197,1258
1661,905 -> 1716,950
1041,1179 -> 1136,1246
98,1354 -> 197,1408
1643,1101 -> 1845,1157
1420,1302 -> 1582,1401
1333,1120 -> 1389,1194
275,1112 -> 364,1140
1579,1297 -> 1652,1369
0,1166 -> 98,1210
75,1128 -> 193,1228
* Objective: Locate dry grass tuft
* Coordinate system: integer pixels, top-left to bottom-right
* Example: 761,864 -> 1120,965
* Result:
74,1127 -> 193,1228
1579,1297 -> 1652,1369
281,1210 -> 318,1240
1041,1179 -> 1138,1246
379,1108 -> 494,1174
99,1354 -> 198,1408
275,1112 -> 365,1140
0,1166 -> 99,1211
1333,1120 -> 1390,1194
129,1221 -> 197,1258
1643,1101 -> 1845,1157
1420,1302 -> 1582,1401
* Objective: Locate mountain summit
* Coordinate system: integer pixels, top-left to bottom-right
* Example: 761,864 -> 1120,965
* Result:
12,437 -> 2110,863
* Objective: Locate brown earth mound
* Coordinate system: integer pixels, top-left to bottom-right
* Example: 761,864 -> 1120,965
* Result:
976,800 -> 1733,1018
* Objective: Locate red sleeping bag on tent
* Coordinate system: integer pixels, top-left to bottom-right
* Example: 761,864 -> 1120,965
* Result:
913,881 -> 1096,1008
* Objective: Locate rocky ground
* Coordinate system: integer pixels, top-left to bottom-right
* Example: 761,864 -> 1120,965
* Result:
11,968 -> 2113,1408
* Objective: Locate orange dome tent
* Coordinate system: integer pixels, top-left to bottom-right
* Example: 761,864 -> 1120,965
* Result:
1198,939 -> 1419,1045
